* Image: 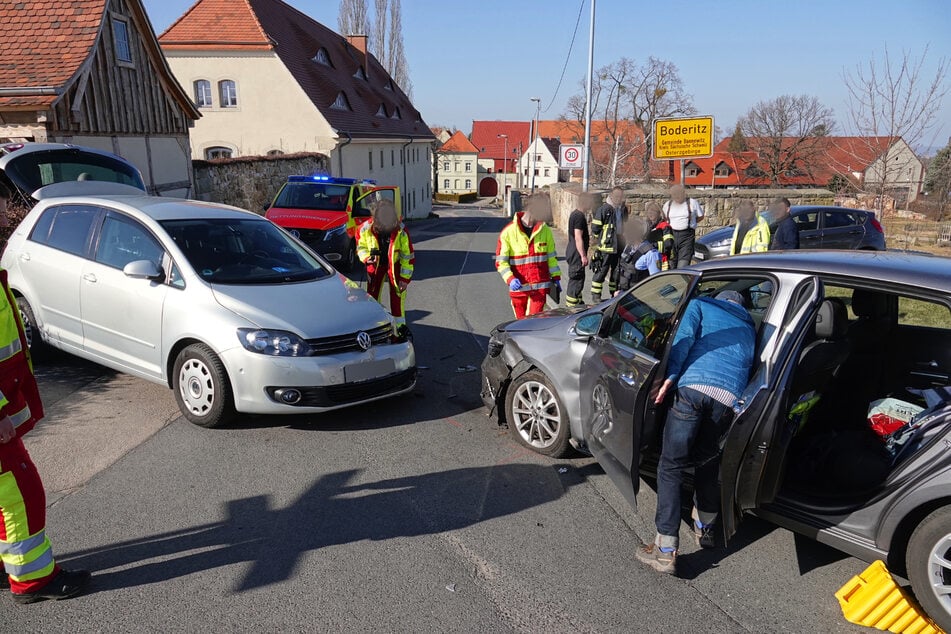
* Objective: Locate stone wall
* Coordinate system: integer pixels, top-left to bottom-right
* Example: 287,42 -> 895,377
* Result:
547,184 -> 836,236
193,152 -> 330,213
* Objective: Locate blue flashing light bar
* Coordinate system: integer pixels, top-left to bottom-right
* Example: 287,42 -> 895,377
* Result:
286,175 -> 377,186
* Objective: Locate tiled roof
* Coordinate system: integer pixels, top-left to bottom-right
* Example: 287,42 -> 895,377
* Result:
160,0 -> 431,139
439,130 -> 479,154
540,137 -> 562,159
537,119 -> 645,144
470,121 -> 532,160
158,0 -> 271,50
0,0 -> 107,108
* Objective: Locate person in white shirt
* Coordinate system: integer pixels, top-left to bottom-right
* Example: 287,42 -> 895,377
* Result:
662,184 -> 704,268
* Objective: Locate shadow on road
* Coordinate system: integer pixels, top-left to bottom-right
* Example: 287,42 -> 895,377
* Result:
58,463 -> 600,594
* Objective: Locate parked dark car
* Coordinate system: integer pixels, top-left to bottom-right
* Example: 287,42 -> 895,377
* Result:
694,205 -> 886,260
482,251 -> 951,629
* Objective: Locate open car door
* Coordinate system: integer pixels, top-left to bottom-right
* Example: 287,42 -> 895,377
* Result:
579,272 -> 700,510
354,187 -> 401,222
718,276 -> 824,541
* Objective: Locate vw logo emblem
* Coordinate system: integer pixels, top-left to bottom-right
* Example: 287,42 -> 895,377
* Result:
356,331 -> 372,351
290,229 -> 301,238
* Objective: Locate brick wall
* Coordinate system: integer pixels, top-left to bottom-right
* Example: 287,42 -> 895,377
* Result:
193,152 -> 330,213
547,184 -> 836,236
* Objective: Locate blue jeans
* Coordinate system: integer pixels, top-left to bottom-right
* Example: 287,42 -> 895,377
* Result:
654,387 -> 732,549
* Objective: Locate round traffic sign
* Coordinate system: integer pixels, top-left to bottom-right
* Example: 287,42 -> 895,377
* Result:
564,148 -> 579,162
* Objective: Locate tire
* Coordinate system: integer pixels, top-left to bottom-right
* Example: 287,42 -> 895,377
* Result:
906,505 -> 951,631
339,240 -> 356,273
16,296 -> 49,360
504,369 -> 570,457
172,344 -> 236,428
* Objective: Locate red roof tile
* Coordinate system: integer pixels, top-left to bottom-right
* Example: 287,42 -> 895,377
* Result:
160,0 -> 431,139
158,0 -> 271,50
470,121 -> 531,171
0,0 -> 107,107
439,130 -> 479,154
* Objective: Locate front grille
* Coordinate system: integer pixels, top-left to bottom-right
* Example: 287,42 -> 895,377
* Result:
293,228 -> 325,243
272,368 -> 417,407
307,324 -> 393,356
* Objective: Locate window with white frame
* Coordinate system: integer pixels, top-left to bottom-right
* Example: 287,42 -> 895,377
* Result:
112,16 -> 133,64
443,161 -> 450,171
205,146 -> 232,160
218,80 -> 238,107
465,179 -> 472,189
443,179 -> 449,189
193,80 -> 212,108
465,162 -> 471,172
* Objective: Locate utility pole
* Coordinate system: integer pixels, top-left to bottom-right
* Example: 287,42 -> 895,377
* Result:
530,97 -> 541,191
498,133 -> 508,202
582,0 -> 595,192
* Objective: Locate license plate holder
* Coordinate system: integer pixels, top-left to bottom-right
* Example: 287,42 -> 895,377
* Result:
344,358 -> 396,383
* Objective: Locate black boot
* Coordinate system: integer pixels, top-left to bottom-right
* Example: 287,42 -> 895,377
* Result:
12,569 -> 91,604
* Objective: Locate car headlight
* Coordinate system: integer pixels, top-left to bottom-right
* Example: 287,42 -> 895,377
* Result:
237,328 -> 310,356
324,225 -> 347,241
708,238 -> 731,249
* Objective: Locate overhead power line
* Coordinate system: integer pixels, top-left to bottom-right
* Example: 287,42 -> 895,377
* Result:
543,0 -> 586,114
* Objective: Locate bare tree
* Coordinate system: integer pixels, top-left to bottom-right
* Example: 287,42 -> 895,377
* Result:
625,57 -> 695,179
372,0 -> 387,68
387,0 -> 411,96
337,0 -> 370,38
737,94 -> 835,186
843,47 -> 949,213
565,57 -> 693,185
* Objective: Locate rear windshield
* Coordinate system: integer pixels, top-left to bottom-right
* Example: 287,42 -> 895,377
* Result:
161,218 -> 334,285
3,149 -> 145,194
271,183 -> 350,211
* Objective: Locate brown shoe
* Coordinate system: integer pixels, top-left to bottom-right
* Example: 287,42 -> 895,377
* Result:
635,543 -> 677,575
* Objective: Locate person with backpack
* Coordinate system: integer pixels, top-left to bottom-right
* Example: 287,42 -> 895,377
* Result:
662,185 -> 704,268
616,218 -> 662,294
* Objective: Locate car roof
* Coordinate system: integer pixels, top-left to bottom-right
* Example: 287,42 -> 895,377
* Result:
693,250 -> 951,293
37,195 -> 262,222
791,205 -> 872,215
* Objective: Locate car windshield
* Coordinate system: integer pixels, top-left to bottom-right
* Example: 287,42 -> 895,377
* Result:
161,218 -> 334,284
271,183 -> 350,211
2,149 -> 145,193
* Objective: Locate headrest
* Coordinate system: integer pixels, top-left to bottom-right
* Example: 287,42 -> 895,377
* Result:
815,297 -> 848,340
851,289 -> 889,318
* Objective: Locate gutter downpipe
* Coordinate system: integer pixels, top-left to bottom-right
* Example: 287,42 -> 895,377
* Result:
402,136 -> 413,216
337,131 -> 353,176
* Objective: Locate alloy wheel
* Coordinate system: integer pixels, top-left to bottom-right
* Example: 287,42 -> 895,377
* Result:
510,380 -> 562,449
927,534 -> 951,616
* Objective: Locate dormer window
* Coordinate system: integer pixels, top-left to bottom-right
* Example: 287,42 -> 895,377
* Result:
390,107 -> 401,119
714,163 -> 730,178
384,79 -> 394,91
354,66 -> 367,80
313,47 -> 332,66
331,92 -> 351,111
375,104 -> 387,118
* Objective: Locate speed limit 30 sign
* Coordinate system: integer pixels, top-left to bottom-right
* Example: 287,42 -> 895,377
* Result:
559,144 -> 585,169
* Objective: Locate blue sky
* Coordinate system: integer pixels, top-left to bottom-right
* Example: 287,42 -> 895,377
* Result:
145,0 -> 951,151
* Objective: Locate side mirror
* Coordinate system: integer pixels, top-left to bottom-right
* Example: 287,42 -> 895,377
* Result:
574,313 -> 602,337
123,259 -> 163,280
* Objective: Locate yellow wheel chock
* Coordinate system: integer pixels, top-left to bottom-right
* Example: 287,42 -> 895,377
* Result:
836,560 -> 943,633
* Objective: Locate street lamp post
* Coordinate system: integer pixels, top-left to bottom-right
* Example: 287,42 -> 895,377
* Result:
497,133 -> 508,202
530,97 -> 541,191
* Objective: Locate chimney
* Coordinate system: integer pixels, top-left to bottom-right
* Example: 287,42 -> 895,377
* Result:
346,34 -> 367,55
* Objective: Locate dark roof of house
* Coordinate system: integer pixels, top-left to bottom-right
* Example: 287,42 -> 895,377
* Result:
540,137 -> 561,159
160,0 -> 432,140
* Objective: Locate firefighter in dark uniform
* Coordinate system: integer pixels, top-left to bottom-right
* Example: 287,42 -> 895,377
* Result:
590,186 -> 629,303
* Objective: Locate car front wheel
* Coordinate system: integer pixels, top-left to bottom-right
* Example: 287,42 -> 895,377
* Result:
16,296 -> 48,360
340,239 -> 357,272
907,505 -> 951,631
172,344 -> 236,428
505,369 -> 570,457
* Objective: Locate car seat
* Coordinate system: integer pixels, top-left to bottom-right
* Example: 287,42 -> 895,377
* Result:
791,297 -> 850,399
848,289 -> 893,352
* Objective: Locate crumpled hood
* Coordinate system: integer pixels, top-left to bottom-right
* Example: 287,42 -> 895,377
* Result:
265,208 -> 348,231
211,275 -> 391,338
501,306 -> 589,333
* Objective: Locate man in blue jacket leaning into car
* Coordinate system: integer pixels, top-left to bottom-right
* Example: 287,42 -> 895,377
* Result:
636,290 -> 756,575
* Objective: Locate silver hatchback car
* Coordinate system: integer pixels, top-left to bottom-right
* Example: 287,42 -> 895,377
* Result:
0,145 -> 415,428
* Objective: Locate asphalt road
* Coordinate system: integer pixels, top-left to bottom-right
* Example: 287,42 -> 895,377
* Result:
7,204 -> 872,632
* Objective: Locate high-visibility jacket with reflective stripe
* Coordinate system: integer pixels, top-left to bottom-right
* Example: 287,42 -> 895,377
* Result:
731,215 -> 772,255
591,202 -> 629,253
356,220 -> 415,287
496,214 -> 561,292
0,269 -> 43,438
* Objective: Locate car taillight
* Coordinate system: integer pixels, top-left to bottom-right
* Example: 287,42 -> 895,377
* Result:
870,217 -> 884,234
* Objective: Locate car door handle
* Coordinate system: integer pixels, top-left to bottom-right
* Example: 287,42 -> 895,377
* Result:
802,235 -> 819,240
618,373 -> 638,388
19,252 -> 30,261
82,273 -> 97,283
918,360 -> 940,368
